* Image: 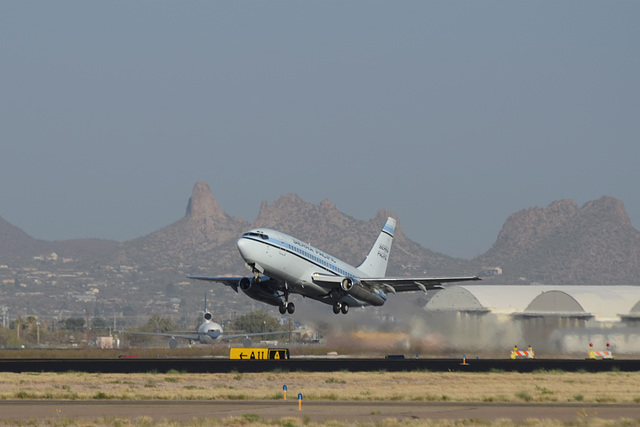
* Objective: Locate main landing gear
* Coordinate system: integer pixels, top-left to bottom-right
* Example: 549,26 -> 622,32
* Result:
279,285 -> 295,315
279,301 -> 295,315
332,302 -> 349,315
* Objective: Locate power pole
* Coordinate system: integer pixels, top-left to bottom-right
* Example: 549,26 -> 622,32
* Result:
289,317 -> 292,343
85,310 -> 90,347
1,306 -> 7,328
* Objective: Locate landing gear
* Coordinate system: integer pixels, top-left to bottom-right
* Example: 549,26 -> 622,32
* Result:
279,284 -> 295,315
333,302 -> 349,314
333,302 -> 341,314
279,301 -> 295,315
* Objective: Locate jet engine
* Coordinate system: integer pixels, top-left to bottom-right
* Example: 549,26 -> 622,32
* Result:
339,277 -> 386,306
239,277 -> 284,307
341,277 -> 355,292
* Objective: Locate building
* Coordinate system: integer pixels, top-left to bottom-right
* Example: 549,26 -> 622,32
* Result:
423,285 -> 640,355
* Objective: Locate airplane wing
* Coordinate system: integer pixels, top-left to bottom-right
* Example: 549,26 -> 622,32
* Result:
123,331 -> 200,340
312,273 -> 480,294
124,330 -> 286,341
217,330 -> 288,340
360,276 -> 481,294
188,276 -> 242,292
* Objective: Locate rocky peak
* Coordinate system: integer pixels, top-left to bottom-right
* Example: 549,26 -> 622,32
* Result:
110,181 -> 248,268
319,198 -> 338,213
478,195 -> 640,285
494,197 -> 632,252
580,196 -> 632,228
0,216 -> 39,258
185,181 -> 224,220
493,199 -> 579,251
253,194 -> 311,228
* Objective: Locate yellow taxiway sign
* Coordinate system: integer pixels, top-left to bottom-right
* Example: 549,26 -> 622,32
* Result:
230,348 -> 289,360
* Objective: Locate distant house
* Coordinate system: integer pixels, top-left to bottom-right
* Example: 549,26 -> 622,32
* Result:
96,336 -> 119,349
481,267 -> 502,277
74,294 -> 97,303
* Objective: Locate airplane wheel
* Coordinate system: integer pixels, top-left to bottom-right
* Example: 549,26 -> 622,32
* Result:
333,303 -> 341,314
287,302 -> 295,314
169,338 -> 178,349
279,304 -> 287,315
341,304 -> 349,314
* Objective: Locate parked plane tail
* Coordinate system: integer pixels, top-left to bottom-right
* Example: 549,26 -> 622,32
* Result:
203,293 -> 213,321
356,217 -> 395,277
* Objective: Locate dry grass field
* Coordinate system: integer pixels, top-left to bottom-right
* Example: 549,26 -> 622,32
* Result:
0,370 -> 639,402
1,371 -> 640,426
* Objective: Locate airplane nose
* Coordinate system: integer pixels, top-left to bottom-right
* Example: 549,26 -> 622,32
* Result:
237,237 -> 250,259
237,237 -> 246,252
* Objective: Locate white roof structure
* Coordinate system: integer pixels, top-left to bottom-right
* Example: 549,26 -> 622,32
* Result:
425,285 -> 640,322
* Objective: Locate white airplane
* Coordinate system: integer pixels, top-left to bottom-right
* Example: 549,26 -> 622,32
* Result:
190,217 -> 480,315
125,295 -> 284,348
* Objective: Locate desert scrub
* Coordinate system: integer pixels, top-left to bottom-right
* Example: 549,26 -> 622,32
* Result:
1,371 -> 640,403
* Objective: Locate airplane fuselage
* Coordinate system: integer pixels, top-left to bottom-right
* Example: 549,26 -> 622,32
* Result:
237,229 -> 386,307
197,321 -> 224,343
189,216 -> 480,315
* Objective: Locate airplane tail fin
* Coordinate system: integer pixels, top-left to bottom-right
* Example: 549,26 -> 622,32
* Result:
356,217 -> 396,277
203,293 -> 213,321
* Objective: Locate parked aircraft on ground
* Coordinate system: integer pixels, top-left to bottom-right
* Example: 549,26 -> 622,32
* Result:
189,217 -> 480,315
125,295 -> 283,348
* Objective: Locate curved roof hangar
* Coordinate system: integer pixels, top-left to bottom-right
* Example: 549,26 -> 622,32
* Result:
425,285 -> 640,322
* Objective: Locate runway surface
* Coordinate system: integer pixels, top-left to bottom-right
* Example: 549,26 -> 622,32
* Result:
1,400 -> 638,423
0,357 -> 635,373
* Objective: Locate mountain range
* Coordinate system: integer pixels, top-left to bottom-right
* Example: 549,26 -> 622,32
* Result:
1,181 -> 639,323
2,181 -> 640,286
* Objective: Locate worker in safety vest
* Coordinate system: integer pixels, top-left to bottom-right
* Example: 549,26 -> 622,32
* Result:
588,343 -> 596,359
527,345 -> 535,359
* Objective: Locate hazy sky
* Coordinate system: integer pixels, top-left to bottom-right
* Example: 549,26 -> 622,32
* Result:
2,2 -> 639,259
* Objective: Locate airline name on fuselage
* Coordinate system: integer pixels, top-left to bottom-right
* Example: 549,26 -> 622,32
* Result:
291,238 -> 337,263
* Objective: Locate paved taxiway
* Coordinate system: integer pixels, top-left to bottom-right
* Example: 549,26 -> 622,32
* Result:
1,357 -> 636,373
1,400 -> 639,423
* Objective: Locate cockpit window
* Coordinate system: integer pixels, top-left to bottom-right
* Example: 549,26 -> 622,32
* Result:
244,231 -> 269,240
